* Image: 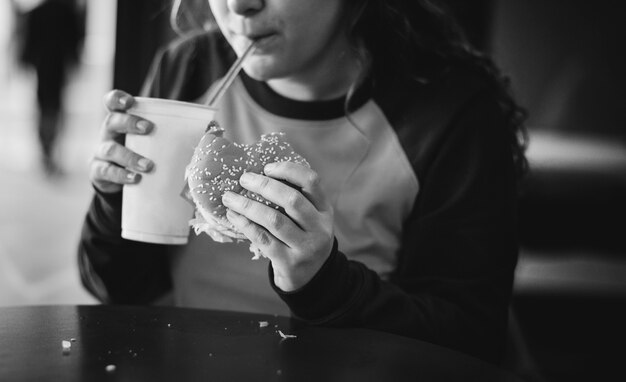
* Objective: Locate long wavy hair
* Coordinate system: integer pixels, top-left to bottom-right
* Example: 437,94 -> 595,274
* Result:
344,0 -> 528,177
172,0 -> 528,177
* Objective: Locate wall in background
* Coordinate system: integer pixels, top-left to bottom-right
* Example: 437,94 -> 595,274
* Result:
491,0 -> 625,139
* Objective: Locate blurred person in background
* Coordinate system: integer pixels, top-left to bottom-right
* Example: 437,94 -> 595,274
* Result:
15,0 -> 85,176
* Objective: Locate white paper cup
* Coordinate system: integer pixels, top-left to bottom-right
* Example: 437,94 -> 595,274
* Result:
122,97 -> 216,244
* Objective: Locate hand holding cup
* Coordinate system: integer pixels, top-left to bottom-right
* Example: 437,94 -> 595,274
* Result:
89,90 -> 155,194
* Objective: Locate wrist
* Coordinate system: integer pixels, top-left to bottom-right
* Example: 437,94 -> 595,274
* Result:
270,239 -> 357,322
271,238 -> 335,292
272,273 -> 298,292
272,262 -> 319,292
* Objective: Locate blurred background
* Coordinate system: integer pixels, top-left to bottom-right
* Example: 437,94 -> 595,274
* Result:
0,0 -> 113,306
1,1 -> 624,381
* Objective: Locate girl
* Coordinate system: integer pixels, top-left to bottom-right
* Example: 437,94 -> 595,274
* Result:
79,0 -> 527,364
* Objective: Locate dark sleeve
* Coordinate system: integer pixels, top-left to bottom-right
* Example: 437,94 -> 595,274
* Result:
271,91 -> 519,364
78,30 -> 233,304
77,39 -> 187,304
78,32 -> 233,303
78,189 -> 172,304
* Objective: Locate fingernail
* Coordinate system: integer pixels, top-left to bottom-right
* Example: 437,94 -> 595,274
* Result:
239,172 -> 255,186
126,172 -> 138,181
137,158 -> 152,171
119,96 -> 129,107
264,163 -> 277,173
136,120 -> 151,133
222,191 -> 234,204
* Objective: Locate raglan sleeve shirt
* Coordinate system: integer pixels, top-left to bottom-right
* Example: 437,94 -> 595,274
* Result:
78,32 -> 519,364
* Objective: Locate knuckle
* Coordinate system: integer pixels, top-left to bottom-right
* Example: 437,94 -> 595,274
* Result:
255,229 -> 273,246
99,161 -> 115,180
103,90 -> 120,110
239,215 -> 254,229
101,113 -> 115,136
88,160 -> 101,183
285,190 -> 302,210
102,90 -> 116,109
306,170 -> 321,188
95,161 -> 122,183
102,112 -> 123,134
258,175 -> 271,190
267,211 -> 285,231
99,141 -> 118,159
107,112 -> 124,128
103,112 -> 140,135
105,89 -> 132,111
240,196 -> 253,210
91,160 -> 110,182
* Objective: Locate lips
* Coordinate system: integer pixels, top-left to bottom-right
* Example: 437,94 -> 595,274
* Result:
232,29 -> 278,52
250,33 -> 277,50
247,30 -> 274,40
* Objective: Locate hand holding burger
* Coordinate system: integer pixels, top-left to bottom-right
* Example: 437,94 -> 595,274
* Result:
186,128 -> 335,291
225,158 -> 335,291
185,127 -> 310,246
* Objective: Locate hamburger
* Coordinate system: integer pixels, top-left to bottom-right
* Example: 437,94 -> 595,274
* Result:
184,123 -> 309,258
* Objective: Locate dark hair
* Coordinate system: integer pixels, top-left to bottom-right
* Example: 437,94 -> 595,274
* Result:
344,0 -> 528,177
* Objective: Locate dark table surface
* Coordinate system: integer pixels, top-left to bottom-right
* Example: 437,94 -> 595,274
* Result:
0,305 -> 523,381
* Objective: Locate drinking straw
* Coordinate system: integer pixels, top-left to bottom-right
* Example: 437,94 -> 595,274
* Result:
206,41 -> 257,107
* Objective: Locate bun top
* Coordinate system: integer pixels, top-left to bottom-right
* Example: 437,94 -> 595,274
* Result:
185,131 -> 309,222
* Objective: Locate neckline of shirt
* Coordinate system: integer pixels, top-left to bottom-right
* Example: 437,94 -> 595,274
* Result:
239,71 -> 371,121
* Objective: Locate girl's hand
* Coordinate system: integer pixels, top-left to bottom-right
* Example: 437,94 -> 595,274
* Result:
222,161 -> 335,292
89,90 -> 155,194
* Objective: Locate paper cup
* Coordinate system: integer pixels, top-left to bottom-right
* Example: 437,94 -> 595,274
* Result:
122,97 -> 216,244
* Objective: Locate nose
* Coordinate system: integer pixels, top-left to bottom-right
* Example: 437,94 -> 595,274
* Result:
227,0 -> 264,16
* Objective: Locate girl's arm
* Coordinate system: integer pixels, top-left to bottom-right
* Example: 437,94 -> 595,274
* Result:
78,189 -> 172,304
271,92 -> 519,365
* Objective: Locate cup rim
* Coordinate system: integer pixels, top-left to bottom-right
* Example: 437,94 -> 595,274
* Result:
130,97 -> 217,120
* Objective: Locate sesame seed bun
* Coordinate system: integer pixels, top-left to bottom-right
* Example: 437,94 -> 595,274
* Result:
184,129 -> 309,256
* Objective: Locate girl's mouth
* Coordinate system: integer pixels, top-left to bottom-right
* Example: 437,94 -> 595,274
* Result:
246,33 -> 277,51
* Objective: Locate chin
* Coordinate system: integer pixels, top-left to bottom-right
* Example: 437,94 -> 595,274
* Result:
242,59 -> 286,82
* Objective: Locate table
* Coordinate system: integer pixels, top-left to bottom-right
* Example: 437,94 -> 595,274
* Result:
0,305 -> 523,381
